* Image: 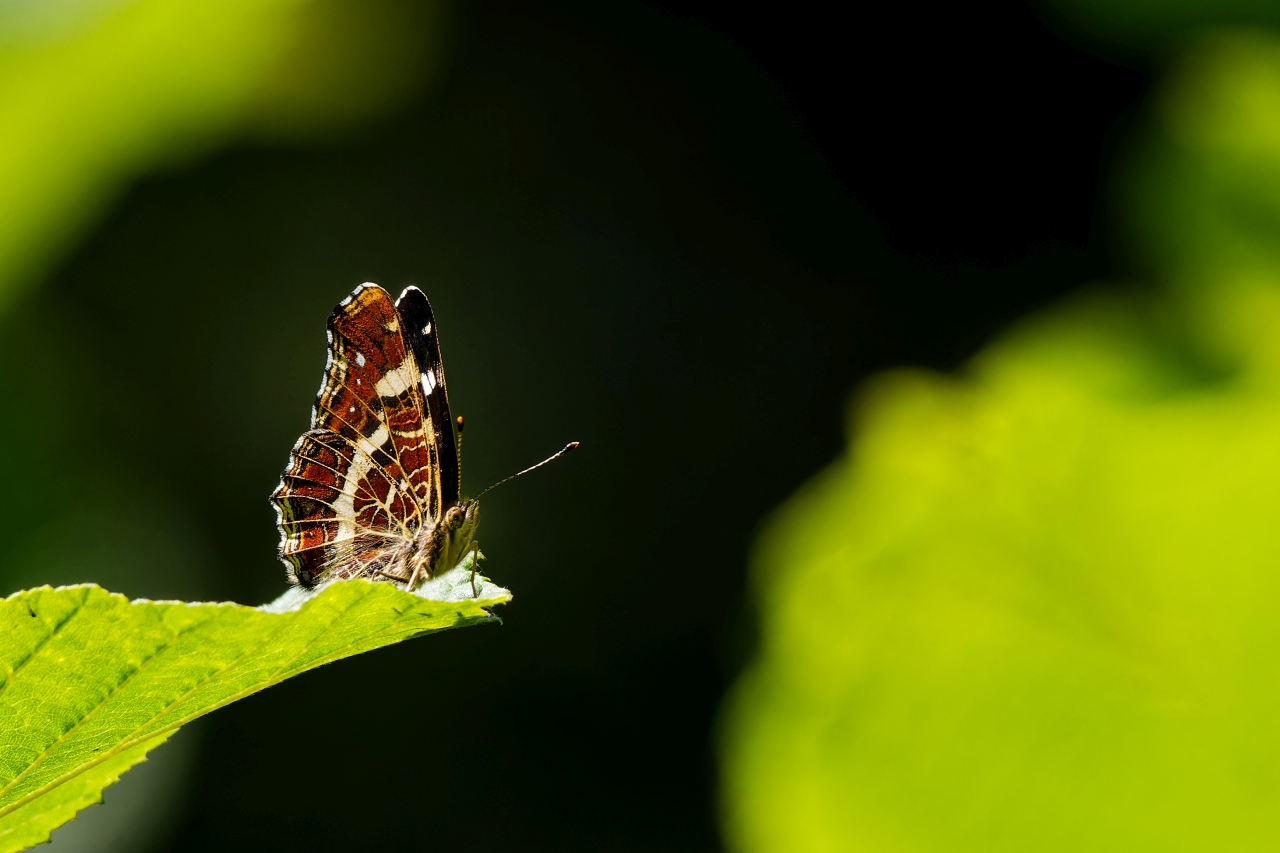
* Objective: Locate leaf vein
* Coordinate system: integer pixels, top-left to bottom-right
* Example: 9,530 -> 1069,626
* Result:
0,610 -> 216,807
0,589 -> 90,704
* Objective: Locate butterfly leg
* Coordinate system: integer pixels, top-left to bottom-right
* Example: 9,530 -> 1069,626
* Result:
464,542 -> 483,597
404,564 -> 424,593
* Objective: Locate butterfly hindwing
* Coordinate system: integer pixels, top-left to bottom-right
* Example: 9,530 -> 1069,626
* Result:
273,429 -> 418,584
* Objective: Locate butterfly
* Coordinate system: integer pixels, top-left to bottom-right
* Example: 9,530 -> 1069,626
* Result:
270,282 -> 575,596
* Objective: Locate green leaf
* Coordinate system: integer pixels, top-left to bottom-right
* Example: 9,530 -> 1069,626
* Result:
0,565 -> 509,852
720,290 -> 1280,852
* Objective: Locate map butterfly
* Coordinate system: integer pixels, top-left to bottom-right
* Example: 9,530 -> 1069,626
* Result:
271,283 -> 575,595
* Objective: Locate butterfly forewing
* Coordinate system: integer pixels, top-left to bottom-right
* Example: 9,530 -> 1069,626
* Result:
271,283 -> 460,586
395,286 -> 460,512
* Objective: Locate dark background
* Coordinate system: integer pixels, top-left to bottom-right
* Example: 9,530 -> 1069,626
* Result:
12,1 -> 1143,849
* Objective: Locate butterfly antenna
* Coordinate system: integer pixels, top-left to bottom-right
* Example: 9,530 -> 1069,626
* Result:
473,442 -> 579,500
455,415 -> 465,487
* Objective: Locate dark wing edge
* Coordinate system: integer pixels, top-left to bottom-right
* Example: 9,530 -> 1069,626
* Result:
395,285 -> 461,504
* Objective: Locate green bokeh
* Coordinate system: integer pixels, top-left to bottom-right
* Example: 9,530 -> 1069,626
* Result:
0,0 -> 438,315
1036,0 -> 1280,52
721,28 -> 1280,853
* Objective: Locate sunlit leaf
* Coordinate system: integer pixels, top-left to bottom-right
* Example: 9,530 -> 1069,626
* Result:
0,565 -> 507,852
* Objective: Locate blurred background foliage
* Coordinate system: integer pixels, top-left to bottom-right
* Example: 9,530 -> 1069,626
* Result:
0,0 -> 441,315
2,0 -> 1278,851
723,9 -> 1280,853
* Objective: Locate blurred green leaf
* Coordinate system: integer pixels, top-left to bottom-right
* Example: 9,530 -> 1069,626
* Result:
0,0 -> 438,316
0,565 -> 507,851
721,289 -> 1280,851
721,31 -> 1280,851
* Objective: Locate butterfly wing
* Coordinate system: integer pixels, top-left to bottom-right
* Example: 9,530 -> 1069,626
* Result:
394,285 -> 460,512
271,282 -> 458,586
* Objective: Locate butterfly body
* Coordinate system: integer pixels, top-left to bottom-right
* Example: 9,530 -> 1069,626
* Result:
383,499 -> 481,591
271,283 -> 477,590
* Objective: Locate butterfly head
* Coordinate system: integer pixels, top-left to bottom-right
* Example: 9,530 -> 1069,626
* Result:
440,499 -> 481,570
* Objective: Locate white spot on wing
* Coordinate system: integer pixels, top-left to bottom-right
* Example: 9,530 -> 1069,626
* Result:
424,322 -> 432,335
366,423 -> 390,448
349,405 -> 356,413
355,352 -> 366,368
422,371 -> 437,396
375,361 -> 417,397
